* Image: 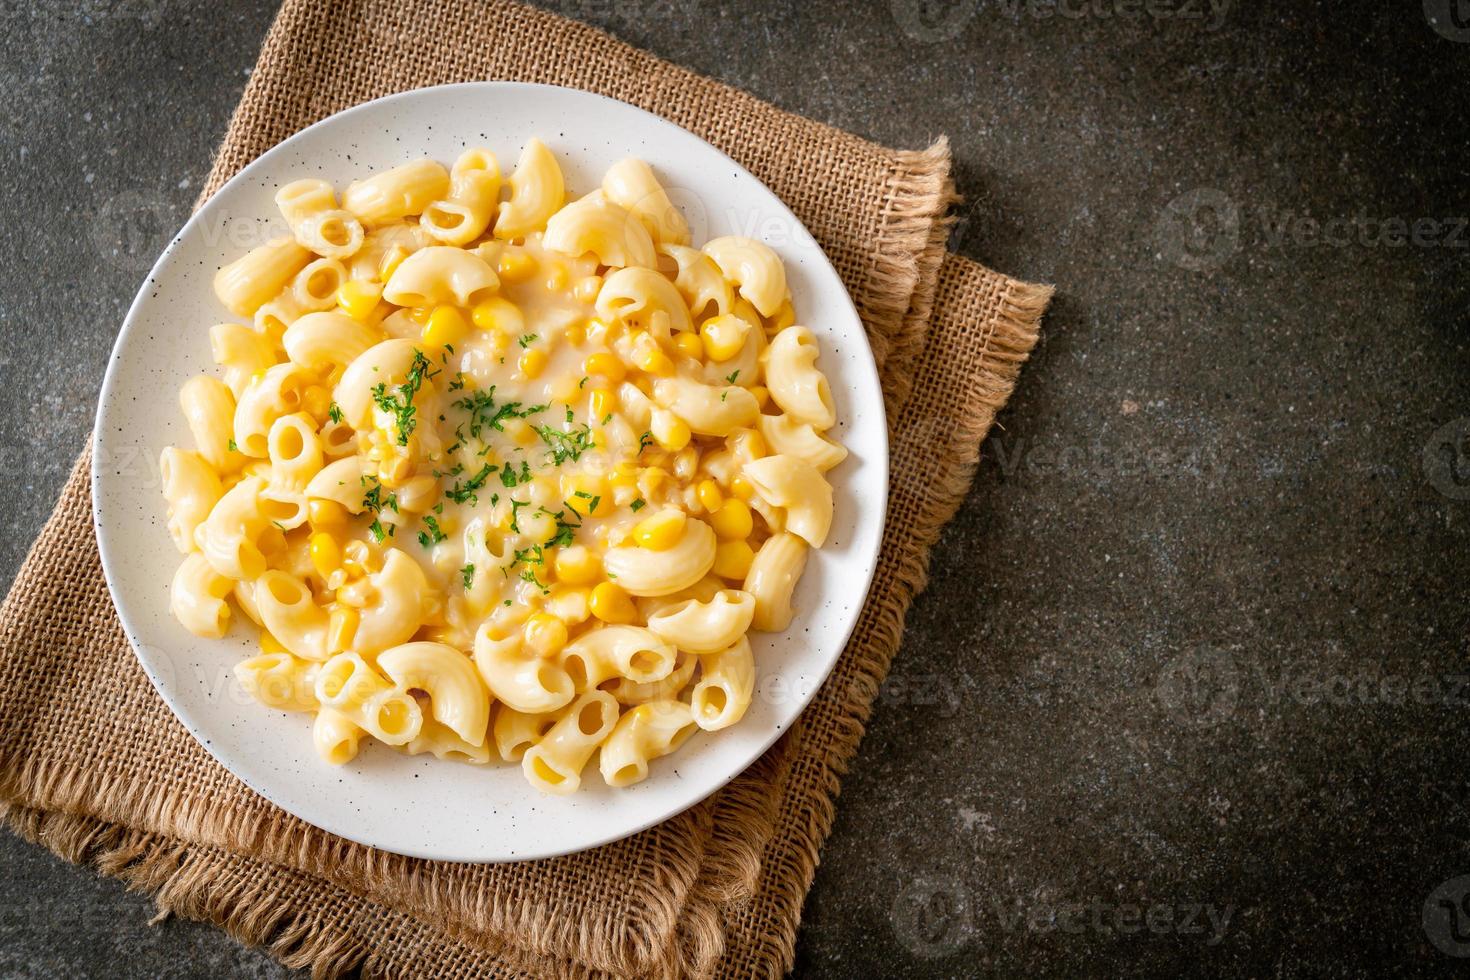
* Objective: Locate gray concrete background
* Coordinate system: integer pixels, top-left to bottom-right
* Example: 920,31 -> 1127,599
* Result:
2,1 -> 1468,976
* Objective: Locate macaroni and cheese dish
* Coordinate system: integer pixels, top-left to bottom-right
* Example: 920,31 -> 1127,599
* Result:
160,139 -> 846,793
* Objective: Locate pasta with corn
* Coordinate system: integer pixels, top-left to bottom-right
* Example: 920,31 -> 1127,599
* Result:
158,140 -> 846,787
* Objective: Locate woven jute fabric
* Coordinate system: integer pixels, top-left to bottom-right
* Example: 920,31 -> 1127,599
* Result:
0,1 -> 1051,976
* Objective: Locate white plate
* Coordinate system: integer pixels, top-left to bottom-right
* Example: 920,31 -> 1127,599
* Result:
93,82 -> 887,863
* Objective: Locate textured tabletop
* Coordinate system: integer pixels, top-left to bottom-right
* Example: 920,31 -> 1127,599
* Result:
1,2 -> 1466,976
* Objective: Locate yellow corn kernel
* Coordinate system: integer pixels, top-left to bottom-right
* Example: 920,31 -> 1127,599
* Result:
260,632 -> 289,656
700,313 -> 750,361
634,343 -> 674,377
327,605 -> 360,654
561,474 -> 611,517
572,275 -> 603,304
609,464 -> 639,495
544,262 -> 570,291
696,479 -> 724,514
749,385 -> 770,409
564,320 -> 586,347
549,373 -> 580,404
308,499 -> 351,530
301,384 -> 333,422
378,245 -> 410,283
673,331 -> 704,360
711,539 -> 755,580
554,545 -> 602,585
502,417 -> 536,447
729,474 -> 756,501
711,498 -> 754,539
342,539 -> 374,576
472,296 -> 525,335
651,411 -> 691,451
589,582 -> 637,624
638,466 -> 672,501
589,386 -> 616,421
523,612 -> 569,657
309,532 -> 342,579
518,347 -> 548,379
583,352 -> 625,383
336,279 -> 383,321
634,508 -> 687,550
497,250 -> 537,283
731,430 -> 767,460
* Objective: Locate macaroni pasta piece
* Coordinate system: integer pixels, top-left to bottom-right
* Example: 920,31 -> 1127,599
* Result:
160,141 -> 847,788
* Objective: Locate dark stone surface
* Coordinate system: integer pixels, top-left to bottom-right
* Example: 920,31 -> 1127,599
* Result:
2,1 -> 1467,976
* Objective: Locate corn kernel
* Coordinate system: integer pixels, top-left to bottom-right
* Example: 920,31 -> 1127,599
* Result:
772,298 -> 796,330
589,386 -> 616,421
554,545 -> 602,585
749,385 -> 770,408
518,347 -> 548,379
561,474 -> 612,517
336,279 -> 383,320
638,466 -> 672,501
674,331 -> 704,360
472,296 -> 525,335
308,499 -> 351,530
635,344 -> 674,377
523,612 -> 569,657
589,582 -> 637,624
544,262 -> 569,291
729,475 -> 756,501
732,430 -> 767,460
711,540 -> 755,580
564,320 -> 586,347
327,605 -> 359,654
584,352 -> 626,383
700,313 -> 750,361
572,275 -> 603,304
302,384 -> 333,422
634,508 -> 687,550
260,632 -> 289,656
309,532 -> 342,579
503,417 -> 537,447
696,479 -> 724,514
651,410 -> 691,451
710,499 -> 754,539
342,539 -> 374,575
497,250 -> 537,283
378,245 -> 410,282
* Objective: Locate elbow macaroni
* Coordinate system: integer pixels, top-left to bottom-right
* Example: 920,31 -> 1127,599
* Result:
160,140 -> 846,788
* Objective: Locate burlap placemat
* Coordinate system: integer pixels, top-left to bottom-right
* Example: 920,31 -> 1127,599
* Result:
0,1 -> 1051,976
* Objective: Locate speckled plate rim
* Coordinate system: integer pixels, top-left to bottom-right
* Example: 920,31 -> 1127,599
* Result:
92,82 -> 888,863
